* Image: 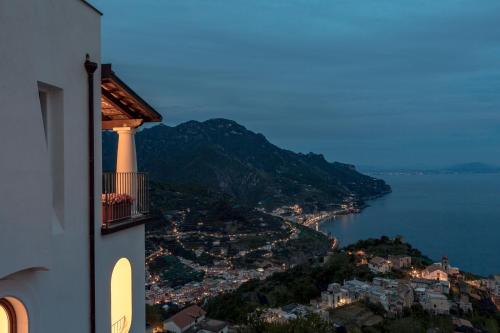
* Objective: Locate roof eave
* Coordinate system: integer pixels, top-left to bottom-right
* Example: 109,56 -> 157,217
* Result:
101,64 -> 163,123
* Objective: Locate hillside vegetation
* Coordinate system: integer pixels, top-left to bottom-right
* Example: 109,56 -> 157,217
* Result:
103,119 -> 390,210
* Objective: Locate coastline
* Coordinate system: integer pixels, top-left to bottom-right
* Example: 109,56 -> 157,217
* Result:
318,174 -> 500,277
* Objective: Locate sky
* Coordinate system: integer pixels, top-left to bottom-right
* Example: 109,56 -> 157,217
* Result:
92,0 -> 500,168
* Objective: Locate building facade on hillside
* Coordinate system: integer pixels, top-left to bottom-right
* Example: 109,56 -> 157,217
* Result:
261,304 -> 311,324
490,275 -> 500,296
440,256 -> 460,275
457,295 -> 473,313
422,265 -> 449,281
164,305 -> 204,333
388,255 -> 412,269
341,279 -> 413,315
411,278 -> 450,295
186,319 -> 228,333
163,305 -> 229,333
372,278 -> 414,310
321,283 -> 351,308
419,291 -> 451,315
368,257 -> 392,273
343,279 -> 372,301
261,308 -> 297,324
0,1 -> 161,332
486,275 -> 500,311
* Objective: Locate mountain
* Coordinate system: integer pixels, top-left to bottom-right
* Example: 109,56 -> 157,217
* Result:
103,119 -> 390,209
365,162 -> 500,176
442,162 -> 500,174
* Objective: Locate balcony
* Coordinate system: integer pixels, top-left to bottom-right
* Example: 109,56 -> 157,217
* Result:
101,172 -> 150,234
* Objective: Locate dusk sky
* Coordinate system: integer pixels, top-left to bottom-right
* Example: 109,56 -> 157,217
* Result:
92,0 -> 500,168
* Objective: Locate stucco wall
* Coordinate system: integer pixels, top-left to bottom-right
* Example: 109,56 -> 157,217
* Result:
0,0 -> 130,332
95,226 -> 146,333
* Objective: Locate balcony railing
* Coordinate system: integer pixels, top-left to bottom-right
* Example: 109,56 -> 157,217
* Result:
102,172 -> 150,230
111,316 -> 126,333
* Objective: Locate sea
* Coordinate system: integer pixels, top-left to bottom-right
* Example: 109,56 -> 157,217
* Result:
320,173 -> 500,277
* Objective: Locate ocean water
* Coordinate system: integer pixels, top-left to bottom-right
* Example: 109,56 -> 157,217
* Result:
320,174 -> 500,276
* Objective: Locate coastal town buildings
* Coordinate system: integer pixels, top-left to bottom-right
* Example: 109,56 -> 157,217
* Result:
488,275 -> 500,310
163,305 -> 228,333
319,279 -> 414,315
321,283 -> 351,308
410,278 -> 450,295
457,295 -> 473,313
372,278 -> 414,309
164,305 -> 205,333
146,261 -> 285,306
421,265 -> 449,281
419,291 -> 451,315
441,256 -> 460,276
494,275 -> 500,295
261,308 -> 297,324
270,200 -> 358,227
464,275 -> 500,310
270,277 -> 418,321
261,304 -> 311,324
388,255 -> 412,269
0,1 -> 161,332
421,257 -> 460,281
253,250 -> 493,330
368,257 -> 392,274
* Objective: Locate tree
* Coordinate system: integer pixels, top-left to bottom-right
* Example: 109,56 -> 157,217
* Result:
241,314 -> 336,333
146,304 -> 167,327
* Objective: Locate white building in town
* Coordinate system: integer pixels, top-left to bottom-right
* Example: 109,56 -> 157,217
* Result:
0,1 -> 162,332
368,257 -> 392,274
419,291 -> 451,315
388,255 -> 412,269
164,305 -> 207,333
321,283 -> 351,308
421,265 -> 449,282
410,278 -> 450,295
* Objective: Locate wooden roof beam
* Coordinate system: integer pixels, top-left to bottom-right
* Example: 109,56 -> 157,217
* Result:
102,89 -> 138,119
102,119 -> 144,130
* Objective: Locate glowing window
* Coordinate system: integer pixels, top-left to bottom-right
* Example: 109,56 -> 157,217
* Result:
111,258 -> 132,333
0,303 -> 10,333
0,297 -> 28,333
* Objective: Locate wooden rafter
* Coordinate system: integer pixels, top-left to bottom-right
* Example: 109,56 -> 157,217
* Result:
101,89 -> 137,119
102,119 -> 144,130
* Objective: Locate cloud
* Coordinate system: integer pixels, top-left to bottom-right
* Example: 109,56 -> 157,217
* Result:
92,0 -> 500,167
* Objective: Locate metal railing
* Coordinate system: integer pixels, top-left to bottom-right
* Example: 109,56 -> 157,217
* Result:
111,316 -> 126,333
102,172 -> 150,228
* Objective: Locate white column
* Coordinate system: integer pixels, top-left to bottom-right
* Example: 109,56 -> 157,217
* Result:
113,127 -> 138,215
114,127 -> 137,174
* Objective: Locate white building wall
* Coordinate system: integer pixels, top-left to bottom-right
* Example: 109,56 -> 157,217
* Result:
95,226 -> 146,333
1,0 -> 145,332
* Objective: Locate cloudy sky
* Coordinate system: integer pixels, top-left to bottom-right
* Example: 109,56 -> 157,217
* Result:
92,0 -> 500,168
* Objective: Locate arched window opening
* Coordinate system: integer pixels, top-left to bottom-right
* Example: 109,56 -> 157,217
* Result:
0,296 -> 29,333
111,258 -> 132,333
0,298 -> 18,333
0,301 -> 12,333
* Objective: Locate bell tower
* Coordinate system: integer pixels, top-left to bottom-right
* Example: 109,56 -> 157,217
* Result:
442,256 -> 449,272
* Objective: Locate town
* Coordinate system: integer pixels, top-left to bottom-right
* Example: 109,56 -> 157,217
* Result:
255,248 -> 500,332
144,200 -> 358,308
146,220 -> 500,333
145,204 -> 323,307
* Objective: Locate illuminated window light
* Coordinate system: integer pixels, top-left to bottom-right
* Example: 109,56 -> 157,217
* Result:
0,303 -> 10,333
111,258 -> 133,333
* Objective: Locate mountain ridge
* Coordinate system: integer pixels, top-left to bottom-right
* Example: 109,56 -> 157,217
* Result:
103,118 -> 391,209
364,162 -> 500,175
